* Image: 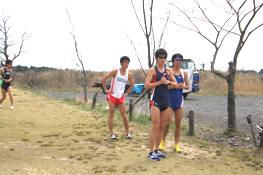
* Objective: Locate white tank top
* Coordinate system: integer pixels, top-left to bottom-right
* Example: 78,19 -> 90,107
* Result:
110,68 -> 129,99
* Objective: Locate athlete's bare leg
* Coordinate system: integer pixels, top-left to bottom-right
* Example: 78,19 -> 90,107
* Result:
174,107 -> 183,144
108,100 -> 116,135
162,107 -> 173,142
117,102 -> 129,134
0,88 -> 6,104
155,107 -> 169,150
7,86 -> 13,106
149,105 -> 160,152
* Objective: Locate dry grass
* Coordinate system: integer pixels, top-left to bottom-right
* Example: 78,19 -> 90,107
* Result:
199,71 -> 263,95
0,88 -> 262,174
12,69 -> 263,95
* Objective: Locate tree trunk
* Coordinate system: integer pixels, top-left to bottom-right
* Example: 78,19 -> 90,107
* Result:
227,76 -> 236,131
146,35 -> 152,68
83,71 -> 87,102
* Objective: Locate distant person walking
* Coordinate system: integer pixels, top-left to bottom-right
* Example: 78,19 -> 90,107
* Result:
0,60 -> 14,110
159,53 -> 189,153
101,56 -> 134,140
144,49 -> 178,161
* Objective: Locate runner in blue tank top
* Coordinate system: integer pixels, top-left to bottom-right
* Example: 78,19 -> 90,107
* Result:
159,53 -> 189,153
144,49 -> 179,161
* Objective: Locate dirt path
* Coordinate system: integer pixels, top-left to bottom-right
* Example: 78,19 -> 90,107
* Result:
0,89 -> 262,174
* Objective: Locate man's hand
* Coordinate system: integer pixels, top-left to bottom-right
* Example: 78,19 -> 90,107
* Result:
178,82 -> 184,89
160,76 -> 169,84
106,89 -> 114,94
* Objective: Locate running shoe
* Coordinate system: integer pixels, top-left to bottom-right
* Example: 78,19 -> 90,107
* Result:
110,134 -> 116,140
154,150 -> 166,158
174,144 -> 182,153
126,133 -> 133,139
10,105 -> 14,110
0,105 -> 2,108
148,152 -> 160,161
159,140 -> 165,150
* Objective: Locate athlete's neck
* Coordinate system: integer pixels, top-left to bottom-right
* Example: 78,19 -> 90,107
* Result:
119,67 -> 127,75
156,63 -> 165,72
172,67 -> 181,76
5,67 -> 10,71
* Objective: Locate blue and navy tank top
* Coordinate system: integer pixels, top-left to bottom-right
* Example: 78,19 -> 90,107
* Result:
1,68 -> 11,86
150,66 -> 169,103
3,68 -> 11,80
169,69 -> 184,102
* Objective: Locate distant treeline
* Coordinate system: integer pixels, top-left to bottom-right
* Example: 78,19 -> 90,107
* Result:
11,65 -> 263,74
12,65 -> 59,73
5,65 -> 263,94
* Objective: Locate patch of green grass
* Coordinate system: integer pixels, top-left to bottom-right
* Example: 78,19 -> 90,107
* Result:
216,150 -> 222,156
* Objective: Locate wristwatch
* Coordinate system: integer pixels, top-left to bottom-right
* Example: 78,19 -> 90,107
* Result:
125,93 -> 128,96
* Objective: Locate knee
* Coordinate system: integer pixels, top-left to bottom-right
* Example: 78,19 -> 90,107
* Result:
108,112 -> 115,119
159,123 -> 166,130
175,122 -> 181,129
165,120 -> 172,128
152,123 -> 159,131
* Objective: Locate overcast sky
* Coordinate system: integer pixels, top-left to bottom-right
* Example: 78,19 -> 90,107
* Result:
1,0 -> 263,72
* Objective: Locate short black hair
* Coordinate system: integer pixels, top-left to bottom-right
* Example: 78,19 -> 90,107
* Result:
120,56 -> 130,63
155,48 -> 167,58
172,53 -> 183,61
5,59 -> 12,65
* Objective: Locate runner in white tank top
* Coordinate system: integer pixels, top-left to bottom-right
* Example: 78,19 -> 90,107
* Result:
110,68 -> 129,99
101,56 -> 135,140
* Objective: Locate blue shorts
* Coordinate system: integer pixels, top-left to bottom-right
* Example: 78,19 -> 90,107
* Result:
150,101 -> 170,112
170,98 -> 184,111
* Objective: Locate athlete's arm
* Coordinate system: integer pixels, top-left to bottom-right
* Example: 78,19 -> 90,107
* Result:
101,69 -> 118,94
167,68 -> 178,89
0,68 -> 3,81
144,68 -> 169,90
123,72 -> 135,97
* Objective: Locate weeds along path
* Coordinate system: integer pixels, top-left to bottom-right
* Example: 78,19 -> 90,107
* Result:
0,88 -> 262,174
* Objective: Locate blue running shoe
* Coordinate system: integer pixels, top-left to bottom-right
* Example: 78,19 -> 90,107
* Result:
155,150 -> 166,158
148,152 -> 160,161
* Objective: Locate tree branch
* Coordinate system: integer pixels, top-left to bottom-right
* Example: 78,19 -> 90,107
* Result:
126,29 -> 146,78
131,0 -> 145,35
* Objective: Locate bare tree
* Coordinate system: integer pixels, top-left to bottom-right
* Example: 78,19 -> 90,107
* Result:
0,15 -> 30,64
124,0 -> 171,113
169,0 -> 263,131
130,0 -> 170,70
65,9 -> 88,102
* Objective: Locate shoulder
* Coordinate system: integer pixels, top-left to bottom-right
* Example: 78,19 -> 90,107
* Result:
166,67 -> 173,74
148,67 -> 156,74
110,69 -> 118,74
128,71 -> 132,77
149,66 -> 156,72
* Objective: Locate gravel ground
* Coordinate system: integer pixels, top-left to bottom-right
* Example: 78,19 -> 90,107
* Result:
36,90 -> 263,137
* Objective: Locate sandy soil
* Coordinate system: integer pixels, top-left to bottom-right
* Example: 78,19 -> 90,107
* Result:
0,88 -> 262,174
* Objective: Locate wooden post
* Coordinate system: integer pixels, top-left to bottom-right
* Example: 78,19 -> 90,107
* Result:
189,111 -> 194,136
256,125 -> 263,148
129,99 -> 134,121
91,92 -> 98,109
126,89 -> 150,114
260,129 -> 263,148
246,114 -> 257,147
